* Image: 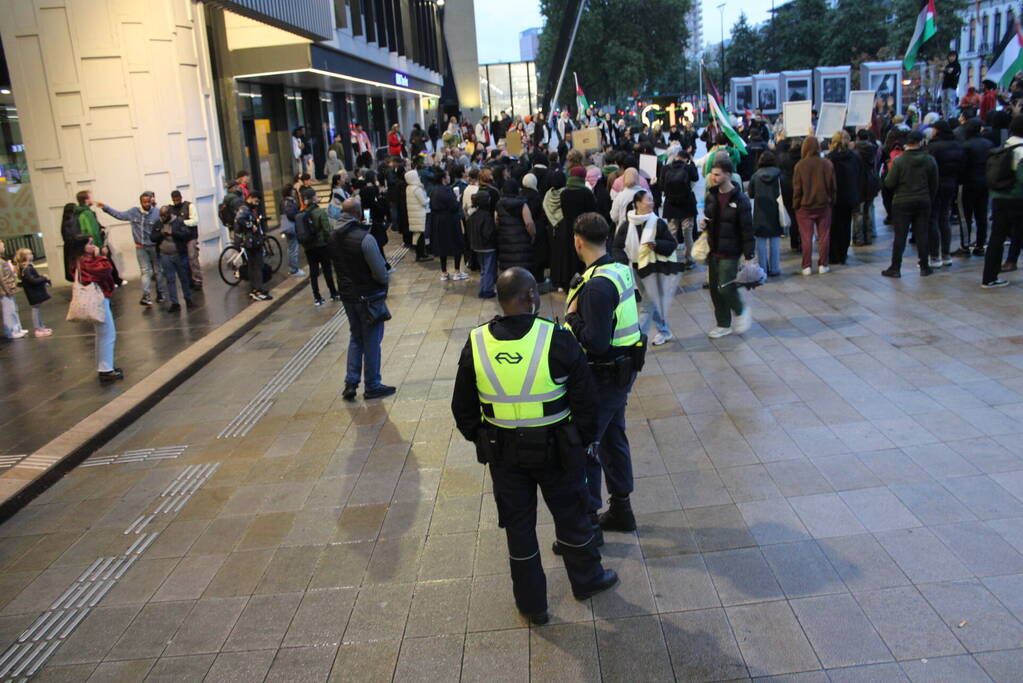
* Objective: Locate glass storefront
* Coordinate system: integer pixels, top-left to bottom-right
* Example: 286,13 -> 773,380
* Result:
478,62 -> 539,120
0,76 -> 44,261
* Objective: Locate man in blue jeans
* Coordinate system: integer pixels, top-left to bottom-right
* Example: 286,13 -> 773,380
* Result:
329,197 -> 395,401
153,206 -> 195,312
98,192 -> 165,305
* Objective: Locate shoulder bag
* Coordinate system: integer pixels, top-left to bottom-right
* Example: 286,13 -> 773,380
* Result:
776,177 -> 791,231
359,290 -> 392,326
66,268 -> 106,324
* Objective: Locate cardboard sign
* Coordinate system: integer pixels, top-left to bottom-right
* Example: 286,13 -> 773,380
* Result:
783,101 -> 813,138
639,154 -> 658,181
816,103 -> 847,139
846,90 -> 875,127
572,127 -> 601,152
506,132 -> 523,156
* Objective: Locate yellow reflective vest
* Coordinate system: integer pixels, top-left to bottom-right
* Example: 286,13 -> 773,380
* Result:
470,317 -> 570,429
565,261 -> 641,346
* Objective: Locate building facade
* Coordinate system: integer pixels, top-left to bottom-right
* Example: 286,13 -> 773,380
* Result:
0,0 -> 477,282
685,0 -> 703,60
519,27 -> 540,62
952,0 -> 1016,93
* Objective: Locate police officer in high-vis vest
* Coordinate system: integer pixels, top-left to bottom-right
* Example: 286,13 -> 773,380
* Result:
451,267 -> 619,624
564,212 -> 645,534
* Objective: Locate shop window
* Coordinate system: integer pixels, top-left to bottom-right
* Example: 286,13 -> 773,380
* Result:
510,62 -> 530,118
0,87 -> 44,260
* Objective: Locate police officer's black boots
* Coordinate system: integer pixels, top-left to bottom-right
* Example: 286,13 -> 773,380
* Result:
519,609 -> 550,625
598,496 -> 637,532
572,568 -> 620,601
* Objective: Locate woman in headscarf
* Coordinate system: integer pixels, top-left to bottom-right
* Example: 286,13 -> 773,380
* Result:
551,166 -> 593,289
612,189 -> 682,345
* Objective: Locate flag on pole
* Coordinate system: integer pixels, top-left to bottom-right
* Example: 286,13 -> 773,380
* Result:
702,61 -> 722,105
986,17 -> 1023,88
903,0 -> 938,71
574,73 -> 589,117
707,94 -> 747,156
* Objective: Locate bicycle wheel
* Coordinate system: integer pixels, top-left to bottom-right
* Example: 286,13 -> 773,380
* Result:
264,236 -> 283,275
219,246 -> 243,287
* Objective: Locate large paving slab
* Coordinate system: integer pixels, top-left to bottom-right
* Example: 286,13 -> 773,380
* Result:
2,211 -> 1023,681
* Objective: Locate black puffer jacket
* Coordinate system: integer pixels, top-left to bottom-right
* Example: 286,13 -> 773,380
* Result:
929,134 -> 966,187
854,140 -> 880,200
827,149 -> 864,208
660,159 -> 699,219
495,196 -> 533,270
963,128 -> 995,187
704,185 -> 755,260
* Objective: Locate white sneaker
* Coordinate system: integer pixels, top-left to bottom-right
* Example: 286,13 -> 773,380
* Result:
8,329 -> 28,339
929,257 -> 942,268
291,268 -> 306,277
801,267 -> 813,276
818,265 -> 831,274
661,331 -> 674,342
942,257 -> 953,267
440,272 -> 450,281
733,307 -> 752,334
453,271 -> 469,281
708,326 -> 733,339
652,332 -> 666,346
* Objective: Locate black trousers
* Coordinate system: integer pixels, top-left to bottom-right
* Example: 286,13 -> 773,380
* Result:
414,232 -> 428,259
983,198 -> 1023,284
930,183 -> 956,259
489,459 -> 604,615
305,245 -> 337,300
829,204 -> 854,264
962,183 -> 989,248
890,199 -> 931,271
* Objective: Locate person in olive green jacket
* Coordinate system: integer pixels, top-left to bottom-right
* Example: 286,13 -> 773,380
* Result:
882,130 -> 938,278
300,187 -> 338,305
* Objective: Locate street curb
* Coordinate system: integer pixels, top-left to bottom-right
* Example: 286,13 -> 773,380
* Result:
0,274 -> 309,524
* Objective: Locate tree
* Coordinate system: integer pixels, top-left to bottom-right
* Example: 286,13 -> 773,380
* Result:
760,0 -> 831,72
887,0 -> 969,64
537,0 -> 693,107
821,0 -> 892,67
727,13 -> 761,80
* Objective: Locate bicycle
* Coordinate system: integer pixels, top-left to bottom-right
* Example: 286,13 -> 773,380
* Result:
218,235 -> 282,286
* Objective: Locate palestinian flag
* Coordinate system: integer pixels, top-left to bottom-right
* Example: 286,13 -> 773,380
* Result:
574,73 -> 589,116
903,0 -> 937,70
987,17 -> 1023,88
707,94 -> 747,156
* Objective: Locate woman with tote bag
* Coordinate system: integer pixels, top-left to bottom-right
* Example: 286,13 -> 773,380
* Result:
74,242 -> 123,383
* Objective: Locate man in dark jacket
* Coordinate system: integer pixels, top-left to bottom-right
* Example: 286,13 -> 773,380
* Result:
883,131 -> 938,277
660,150 -> 699,266
235,193 -> 271,300
299,188 -> 338,305
466,192 -> 497,298
962,118 -> 995,255
853,131 -> 880,245
329,198 -> 394,401
941,52 -> 962,117
703,158 -> 755,338
153,205 -> 195,312
826,134 -> 863,265
927,120 -> 966,265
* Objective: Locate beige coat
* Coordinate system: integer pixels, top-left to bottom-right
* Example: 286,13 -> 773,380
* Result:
405,170 -> 430,234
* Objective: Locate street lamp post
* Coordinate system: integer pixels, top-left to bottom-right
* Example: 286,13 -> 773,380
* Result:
717,3 -> 726,99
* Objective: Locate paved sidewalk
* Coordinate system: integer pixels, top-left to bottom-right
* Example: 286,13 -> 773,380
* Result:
0,244 -> 294,457
1,229 -> 1023,681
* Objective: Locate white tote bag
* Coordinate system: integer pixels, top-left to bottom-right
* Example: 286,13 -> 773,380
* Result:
776,178 -> 791,231
66,269 -> 106,324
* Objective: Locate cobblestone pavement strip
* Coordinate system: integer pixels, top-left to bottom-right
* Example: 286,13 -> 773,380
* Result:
2,231 -> 1023,681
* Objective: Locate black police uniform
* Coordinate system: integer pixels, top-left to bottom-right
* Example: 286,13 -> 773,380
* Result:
452,313 -> 615,618
565,254 -> 639,530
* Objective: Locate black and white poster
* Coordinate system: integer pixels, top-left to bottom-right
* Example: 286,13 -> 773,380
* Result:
757,84 -> 778,111
735,84 -> 753,112
786,79 -> 809,102
822,76 -> 847,103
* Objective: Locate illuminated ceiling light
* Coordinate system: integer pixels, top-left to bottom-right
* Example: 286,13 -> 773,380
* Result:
436,0 -> 444,6
0,89 -> 10,95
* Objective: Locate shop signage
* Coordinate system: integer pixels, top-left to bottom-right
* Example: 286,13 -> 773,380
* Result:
639,102 -> 695,128
394,72 -> 410,87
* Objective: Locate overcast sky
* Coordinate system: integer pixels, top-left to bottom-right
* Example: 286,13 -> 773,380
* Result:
473,0 -> 776,63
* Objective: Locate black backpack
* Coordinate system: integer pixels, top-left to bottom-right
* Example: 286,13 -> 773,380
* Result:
218,199 -> 235,228
663,165 -> 691,200
295,210 -> 316,246
986,143 -> 1023,191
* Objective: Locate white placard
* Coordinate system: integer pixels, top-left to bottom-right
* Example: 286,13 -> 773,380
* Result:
639,154 -> 658,181
783,101 -> 813,138
816,103 -> 847,139
846,90 -> 875,127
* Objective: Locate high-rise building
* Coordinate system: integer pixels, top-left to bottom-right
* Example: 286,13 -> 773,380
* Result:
685,0 -> 703,59
0,0 -> 480,282
520,27 -> 541,62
